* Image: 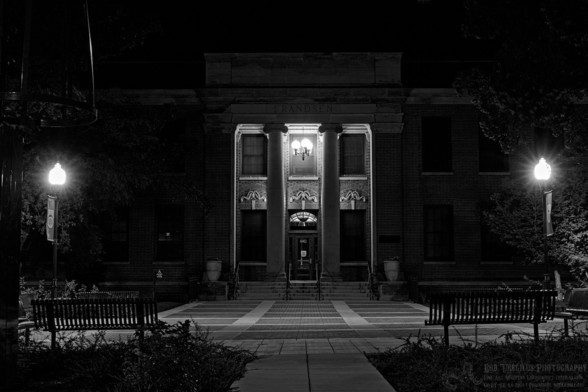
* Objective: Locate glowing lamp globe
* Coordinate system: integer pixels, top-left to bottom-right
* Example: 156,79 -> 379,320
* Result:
49,163 -> 66,185
534,158 -> 551,181
301,138 -> 313,152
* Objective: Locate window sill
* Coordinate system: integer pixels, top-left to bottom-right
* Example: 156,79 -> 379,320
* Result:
340,176 -> 368,180
480,261 -> 514,265
423,261 -> 456,265
103,261 -> 130,265
240,176 -> 267,181
153,261 -> 185,264
239,261 -> 267,266
421,172 -> 454,176
340,261 -> 368,266
478,172 -> 510,176
288,176 -> 319,180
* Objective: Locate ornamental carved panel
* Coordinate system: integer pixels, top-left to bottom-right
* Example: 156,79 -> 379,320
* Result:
239,186 -> 267,210
340,189 -> 368,210
288,186 -> 319,210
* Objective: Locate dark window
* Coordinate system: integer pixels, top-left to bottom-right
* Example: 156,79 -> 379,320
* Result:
422,117 -> 452,172
241,211 -> 267,262
479,130 -> 509,172
290,134 -> 317,176
102,207 -> 129,262
156,205 -> 184,261
340,134 -> 365,175
158,118 -> 186,173
424,205 -> 454,261
378,235 -> 400,244
242,134 -> 267,176
480,221 -> 514,262
534,128 -> 564,161
340,210 -> 366,262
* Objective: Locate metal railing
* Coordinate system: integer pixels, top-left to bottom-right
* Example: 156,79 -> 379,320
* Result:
315,262 -> 322,300
285,262 -> 292,301
228,263 -> 240,300
367,264 -> 379,300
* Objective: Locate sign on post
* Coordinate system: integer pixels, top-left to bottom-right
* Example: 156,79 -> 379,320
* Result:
46,196 -> 56,242
544,191 -> 554,237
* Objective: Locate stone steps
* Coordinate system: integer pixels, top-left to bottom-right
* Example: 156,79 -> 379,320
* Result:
237,281 -> 371,301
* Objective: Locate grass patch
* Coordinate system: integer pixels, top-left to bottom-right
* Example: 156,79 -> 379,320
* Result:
15,320 -> 256,392
366,326 -> 588,392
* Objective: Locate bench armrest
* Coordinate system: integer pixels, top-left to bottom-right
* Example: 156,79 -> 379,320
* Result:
555,311 -> 574,318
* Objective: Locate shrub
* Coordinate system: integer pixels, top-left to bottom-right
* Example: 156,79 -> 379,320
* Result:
367,327 -> 588,392
16,320 -> 256,392
113,321 -> 257,392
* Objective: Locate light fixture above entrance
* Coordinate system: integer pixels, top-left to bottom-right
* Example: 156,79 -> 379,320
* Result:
291,137 -> 313,160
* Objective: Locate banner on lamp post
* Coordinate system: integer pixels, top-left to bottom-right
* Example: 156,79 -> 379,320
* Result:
544,190 -> 554,237
47,196 -> 56,242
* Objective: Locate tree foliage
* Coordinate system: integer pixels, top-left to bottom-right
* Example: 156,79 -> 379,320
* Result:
15,2 -> 207,284
484,165 -> 588,283
20,91 -> 170,282
459,1 -> 588,283
456,0 -> 588,153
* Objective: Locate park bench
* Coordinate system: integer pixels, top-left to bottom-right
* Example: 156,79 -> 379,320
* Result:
425,289 -> 557,346
32,297 -> 159,348
555,288 -> 588,336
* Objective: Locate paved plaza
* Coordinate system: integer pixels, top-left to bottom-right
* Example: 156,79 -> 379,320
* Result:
26,299 -> 578,392
158,299 -> 569,354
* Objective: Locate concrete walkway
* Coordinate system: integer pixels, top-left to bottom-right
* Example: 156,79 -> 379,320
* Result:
234,353 -> 395,392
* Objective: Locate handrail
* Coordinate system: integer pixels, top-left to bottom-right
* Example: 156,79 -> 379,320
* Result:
315,262 -> 322,301
367,263 -> 379,300
320,265 -> 336,281
228,263 -> 240,300
286,262 -> 292,301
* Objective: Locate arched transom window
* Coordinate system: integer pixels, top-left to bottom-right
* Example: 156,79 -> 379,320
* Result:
289,211 -> 318,229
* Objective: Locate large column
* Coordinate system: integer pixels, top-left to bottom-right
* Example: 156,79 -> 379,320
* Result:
264,124 -> 287,279
320,123 -> 342,280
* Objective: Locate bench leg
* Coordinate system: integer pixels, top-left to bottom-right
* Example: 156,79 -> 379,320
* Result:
563,318 -> 569,337
533,322 -> 539,342
443,324 -> 449,347
51,330 -> 56,350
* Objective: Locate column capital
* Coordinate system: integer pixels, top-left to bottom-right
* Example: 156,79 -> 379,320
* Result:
263,123 -> 288,134
318,123 -> 343,134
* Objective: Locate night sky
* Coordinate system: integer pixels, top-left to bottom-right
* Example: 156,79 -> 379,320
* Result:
94,0 -> 491,88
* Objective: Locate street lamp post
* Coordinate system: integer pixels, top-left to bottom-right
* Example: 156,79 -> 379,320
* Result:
48,163 -> 66,299
534,158 -> 552,289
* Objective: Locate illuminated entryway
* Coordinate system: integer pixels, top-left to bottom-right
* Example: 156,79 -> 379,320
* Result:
288,211 -> 319,281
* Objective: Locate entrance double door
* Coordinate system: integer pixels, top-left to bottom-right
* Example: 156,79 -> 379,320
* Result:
289,234 -> 318,281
